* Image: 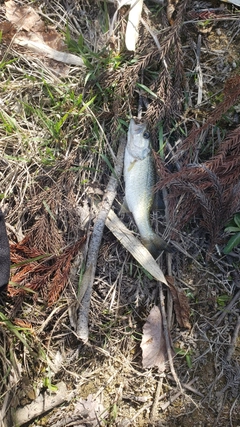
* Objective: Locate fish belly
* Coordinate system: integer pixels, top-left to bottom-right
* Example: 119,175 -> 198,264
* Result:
124,149 -> 154,240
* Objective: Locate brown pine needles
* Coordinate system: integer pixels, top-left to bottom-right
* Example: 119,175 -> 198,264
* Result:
155,75 -> 240,249
10,236 -> 85,305
8,160 -> 88,307
180,74 -> 240,162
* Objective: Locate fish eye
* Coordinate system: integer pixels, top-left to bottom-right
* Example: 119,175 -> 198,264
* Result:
143,131 -> 150,139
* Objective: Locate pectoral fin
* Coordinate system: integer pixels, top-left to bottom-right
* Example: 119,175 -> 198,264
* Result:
127,159 -> 137,172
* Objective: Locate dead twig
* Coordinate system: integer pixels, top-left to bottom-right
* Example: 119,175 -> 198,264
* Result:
159,283 -> 182,391
195,34 -> 203,106
159,378 -> 199,411
162,186 -> 174,330
226,315 -> 240,362
13,382 -> 73,427
76,137 -> 126,341
230,396 -> 239,427
124,402 -> 152,426
150,376 -> 163,422
213,289 -> 240,327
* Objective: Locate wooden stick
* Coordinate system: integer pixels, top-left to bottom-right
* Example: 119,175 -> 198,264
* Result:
76,137 -> 126,341
226,315 -> 240,362
159,378 -> 198,411
150,377 -> 163,422
159,284 -> 182,391
13,382 -> 73,426
214,289 -> 240,326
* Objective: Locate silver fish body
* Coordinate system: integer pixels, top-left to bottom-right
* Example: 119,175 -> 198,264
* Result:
123,119 -> 169,257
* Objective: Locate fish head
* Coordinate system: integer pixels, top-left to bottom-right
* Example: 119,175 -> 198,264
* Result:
127,119 -> 151,160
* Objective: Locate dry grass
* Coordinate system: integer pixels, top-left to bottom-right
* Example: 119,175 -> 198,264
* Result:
0,0 -> 240,426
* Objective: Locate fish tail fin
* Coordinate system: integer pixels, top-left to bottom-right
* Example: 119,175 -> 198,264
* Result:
142,234 -> 171,258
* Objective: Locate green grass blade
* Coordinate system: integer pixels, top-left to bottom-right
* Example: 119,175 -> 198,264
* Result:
223,232 -> 240,254
136,83 -> 158,99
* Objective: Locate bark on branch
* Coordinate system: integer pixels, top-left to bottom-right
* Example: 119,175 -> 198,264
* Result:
76,137 -> 126,341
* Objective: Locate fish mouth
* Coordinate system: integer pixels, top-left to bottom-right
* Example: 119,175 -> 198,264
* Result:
129,118 -> 147,136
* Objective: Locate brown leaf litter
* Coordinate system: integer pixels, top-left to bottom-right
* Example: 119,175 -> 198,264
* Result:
1,0 -> 84,74
141,305 -> 168,372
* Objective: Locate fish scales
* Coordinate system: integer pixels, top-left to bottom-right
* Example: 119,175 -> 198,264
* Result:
123,119 -> 169,257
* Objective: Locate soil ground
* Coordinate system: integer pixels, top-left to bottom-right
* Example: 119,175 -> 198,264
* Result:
0,0 -> 240,426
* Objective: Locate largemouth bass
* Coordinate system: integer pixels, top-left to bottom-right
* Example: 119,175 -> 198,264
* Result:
123,118 -> 169,257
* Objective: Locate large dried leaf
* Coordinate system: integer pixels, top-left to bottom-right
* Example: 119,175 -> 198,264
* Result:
167,0 -> 180,25
4,0 -> 84,69
141,305 -> 168,372
221,0 -> 240,6
106,209 -> 168,286
5,0 -> 43,32
167,276 -> 191,329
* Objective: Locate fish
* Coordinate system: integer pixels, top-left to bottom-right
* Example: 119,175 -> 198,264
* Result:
123,118 -> 170,258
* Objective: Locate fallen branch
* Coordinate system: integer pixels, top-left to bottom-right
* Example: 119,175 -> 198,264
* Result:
76,137 -> 126,341
14,36 -> 85,66
159,378 -> 199,411
226,315 -> 240,362
159,284 -> 182,391
213,289 -> 240,327
150,377 -> 163,422
13,382 -> 73,426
